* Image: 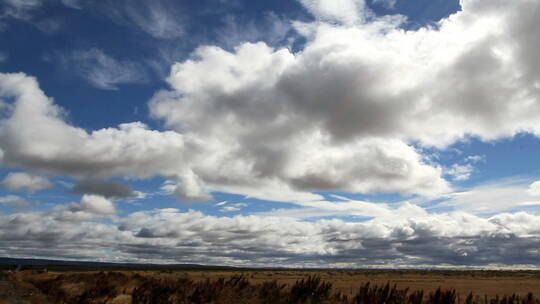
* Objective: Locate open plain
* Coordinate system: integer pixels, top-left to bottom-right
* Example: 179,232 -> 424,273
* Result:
1,267 -> 540,303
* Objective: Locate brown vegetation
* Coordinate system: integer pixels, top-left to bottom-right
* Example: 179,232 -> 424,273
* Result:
2,270 -> 540,304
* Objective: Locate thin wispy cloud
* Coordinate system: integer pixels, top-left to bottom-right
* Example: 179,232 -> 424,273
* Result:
59,48 -> 148,90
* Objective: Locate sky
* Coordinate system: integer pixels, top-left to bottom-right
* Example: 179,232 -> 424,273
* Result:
0,0 -> 540,268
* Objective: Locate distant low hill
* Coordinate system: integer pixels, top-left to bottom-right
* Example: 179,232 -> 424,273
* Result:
0,257 -> 239,271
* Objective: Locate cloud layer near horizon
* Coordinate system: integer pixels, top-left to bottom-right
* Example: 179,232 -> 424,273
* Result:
2,204 -> 540,267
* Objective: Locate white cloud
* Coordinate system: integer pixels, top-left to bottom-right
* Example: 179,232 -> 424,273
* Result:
218,202 -> 247,212
0,172 -> 53,192
2,204 -> 540,267
0,72 -> 446,202
2,0 -> 540,205
0,73 -> 188,179
53,194 -> 116,222
528,180 -> 540,196
172,171 -> 212,202
438,179 -> 540,214
464,155 -> 485,163
446,164 -> 474,181
151,42 -> 450,198
69,194 -> 116,214
299,0 -> 369,25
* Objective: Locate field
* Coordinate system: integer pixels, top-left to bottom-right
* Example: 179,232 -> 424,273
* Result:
2,267 -> 540,303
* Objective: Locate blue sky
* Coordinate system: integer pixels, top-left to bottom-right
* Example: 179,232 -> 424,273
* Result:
1,0 -> 540,268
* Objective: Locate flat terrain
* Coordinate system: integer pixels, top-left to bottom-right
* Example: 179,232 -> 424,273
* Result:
1,267 -> 540,303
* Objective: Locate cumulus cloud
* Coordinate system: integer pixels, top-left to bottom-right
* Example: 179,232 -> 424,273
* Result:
155,0 -> 540,145
145,0 -> 540,200
0,71 -> 446,202
0,172 -> 53,192
2,203 -> 540,267
71,179 -> 136,199
67,194 -> 116,215
3,0 -> 540,205
53,194 -> 116,222
528,181 -> 540,197
59,48 -> 148,90
171,171 -> 212,202
150,42 -> 450,197
446,164 -> 474,182
0,72 -> 188,178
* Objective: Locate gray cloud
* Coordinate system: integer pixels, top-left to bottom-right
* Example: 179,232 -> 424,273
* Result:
2,205 -> 540,267
71,179 -> 136,199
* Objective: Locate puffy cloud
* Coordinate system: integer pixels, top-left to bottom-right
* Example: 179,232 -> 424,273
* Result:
2,203 -> 540,267
71,179 -> 136,199
145,0 -> 540,200
150,42 -> 450,197
155,0 -> 540,145
59,48 -> 148,90
3,0 -> 540,204
67,194 -> 116,215
53,194 -> 116,222
528,180 -> 540,197
0,71 -> 446,201
171,171 -> 212,202
446,164 -> 474,182
0,72 -> 190,179
0,172 -> 53,192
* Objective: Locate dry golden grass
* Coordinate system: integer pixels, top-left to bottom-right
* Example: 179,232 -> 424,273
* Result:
2,269 -> 540,303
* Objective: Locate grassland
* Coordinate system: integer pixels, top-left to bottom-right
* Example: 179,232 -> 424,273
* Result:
2,266 -> 540,303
